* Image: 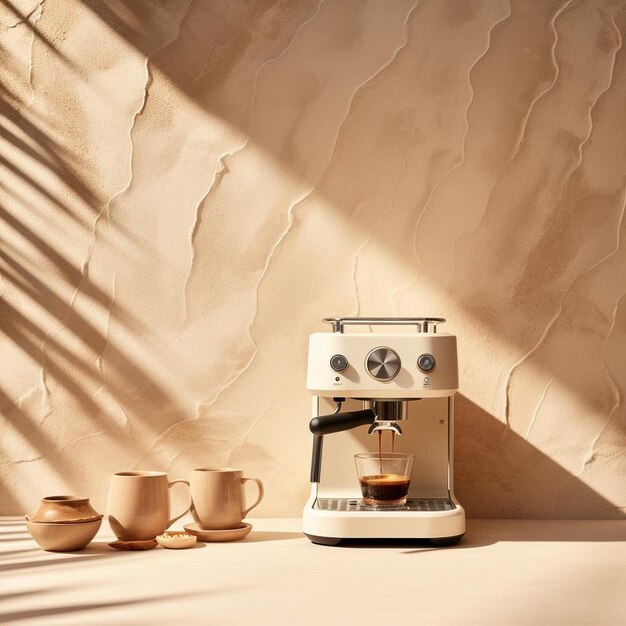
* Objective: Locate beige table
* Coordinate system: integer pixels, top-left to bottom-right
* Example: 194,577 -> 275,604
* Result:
1,517 -> 625,625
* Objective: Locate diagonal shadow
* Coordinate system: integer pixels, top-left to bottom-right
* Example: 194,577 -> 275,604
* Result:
0,35 -> 183,509
74,0 -> 626,457
0,548 -> 40,558
0,0 -> 79,71
0,522 -> 29,542
0,553 -> 120,573
0,0 -> 623,522
0,592 -> 195,624
454,395 -> 625,520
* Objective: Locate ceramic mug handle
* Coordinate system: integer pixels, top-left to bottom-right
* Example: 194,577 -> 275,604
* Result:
168,479 -> 191,526
241,477 -> 264,518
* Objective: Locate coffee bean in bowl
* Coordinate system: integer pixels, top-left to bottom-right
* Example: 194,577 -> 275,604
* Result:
156,531 -> 197,549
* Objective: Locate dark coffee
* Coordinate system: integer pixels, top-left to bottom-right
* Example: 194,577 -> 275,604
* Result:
359,473 -> 410,505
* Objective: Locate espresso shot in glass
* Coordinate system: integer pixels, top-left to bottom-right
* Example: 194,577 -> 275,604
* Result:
355,452 -> 414,506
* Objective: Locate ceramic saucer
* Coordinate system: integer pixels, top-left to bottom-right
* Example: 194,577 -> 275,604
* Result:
183,522 -> 252,542
109,538 -> 157,551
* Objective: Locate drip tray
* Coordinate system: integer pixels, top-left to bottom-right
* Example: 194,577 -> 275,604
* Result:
315,498 -> 456,512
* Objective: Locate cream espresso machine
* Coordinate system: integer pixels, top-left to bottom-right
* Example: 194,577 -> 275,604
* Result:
302,317 -> 465,546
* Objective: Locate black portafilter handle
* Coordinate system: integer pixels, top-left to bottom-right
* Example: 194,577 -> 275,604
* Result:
309,409 -> 376,436
309,409 -> 376,483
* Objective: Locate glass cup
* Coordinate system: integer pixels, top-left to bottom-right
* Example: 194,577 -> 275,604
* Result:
354,452 -> 414,506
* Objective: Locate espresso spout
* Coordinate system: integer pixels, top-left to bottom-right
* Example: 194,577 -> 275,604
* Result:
367,420 -> 403,436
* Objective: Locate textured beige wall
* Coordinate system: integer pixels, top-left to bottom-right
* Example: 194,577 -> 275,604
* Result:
1,0 -> 625,519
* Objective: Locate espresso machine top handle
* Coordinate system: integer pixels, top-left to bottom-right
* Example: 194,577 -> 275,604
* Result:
323,317 -> 446,333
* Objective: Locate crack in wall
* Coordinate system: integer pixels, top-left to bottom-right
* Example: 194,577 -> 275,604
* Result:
13,0 -> 50,421
225,400 -> 276,463
506,4 -> 624,298
355,149 -> 408,317
504,182 -> 626,426
459,0 -> 576,254
183,0 -> 326,324
2,1 -> 625,518
48,4 -> 193,423
506,0 -> 574,161
525,378 -> 553,440
2,1 -> 42,31
38,368 -> 52,427
262,439 -> 308,488
136,404 -> 244,464
74,4 -> 192,291
204,0 -> 420,410
95,271 -> 115,377
0,430 -> 104,467
183,157 -> 228,324
391,1 -> 512,311
550,293 -> 626,517
568,8 -> 624,178
502,6 -> 625,423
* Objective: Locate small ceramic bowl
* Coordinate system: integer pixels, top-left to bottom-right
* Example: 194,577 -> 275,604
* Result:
156,531 -> 197,550
25,517 -> 102,552
29,496 -> 101,523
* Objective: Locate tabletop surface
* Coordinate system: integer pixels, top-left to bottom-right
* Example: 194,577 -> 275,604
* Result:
1,517 -> 625,626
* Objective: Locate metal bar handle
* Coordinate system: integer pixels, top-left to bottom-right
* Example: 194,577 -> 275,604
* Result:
323,317 -> 446,333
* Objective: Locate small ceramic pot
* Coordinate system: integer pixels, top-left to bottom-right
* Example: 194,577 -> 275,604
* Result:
30,496 -> 101,523
25,517 -> 102,552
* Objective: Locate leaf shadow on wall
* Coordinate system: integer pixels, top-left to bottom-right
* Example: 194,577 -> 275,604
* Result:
0,66 -> 182,507
1,0 -> 624,519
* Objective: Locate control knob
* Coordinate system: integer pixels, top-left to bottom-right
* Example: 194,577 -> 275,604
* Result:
329,354 -> 349,372
366,347 -> 401,381
417,353 -> 436,372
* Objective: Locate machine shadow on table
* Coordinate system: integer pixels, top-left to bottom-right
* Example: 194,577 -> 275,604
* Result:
320,390 -> 625,549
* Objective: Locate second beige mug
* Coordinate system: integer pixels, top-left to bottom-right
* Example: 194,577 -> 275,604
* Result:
191,468 -> 264,530
107,471 -> 191,541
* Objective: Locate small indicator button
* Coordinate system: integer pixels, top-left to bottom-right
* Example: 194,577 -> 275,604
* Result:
330,354 -> 349,372
417,353 -> 436,372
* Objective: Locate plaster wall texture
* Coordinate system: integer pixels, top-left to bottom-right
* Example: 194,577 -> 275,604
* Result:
0,0 -> 624,518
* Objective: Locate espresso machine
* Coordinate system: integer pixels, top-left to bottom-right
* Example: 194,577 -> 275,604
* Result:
302,317 -> 465,546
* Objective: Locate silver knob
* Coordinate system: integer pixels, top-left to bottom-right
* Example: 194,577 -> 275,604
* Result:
417,353 -> 436,372
366,347 -> 401,381
330,354 -> 349,372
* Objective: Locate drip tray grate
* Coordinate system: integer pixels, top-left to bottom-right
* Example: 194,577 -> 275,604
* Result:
315,498 -> 455,512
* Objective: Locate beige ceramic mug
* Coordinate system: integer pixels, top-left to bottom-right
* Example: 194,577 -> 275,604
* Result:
191,468 -> 264,530
107,471 -> 191,540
